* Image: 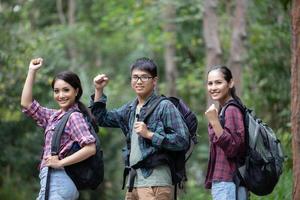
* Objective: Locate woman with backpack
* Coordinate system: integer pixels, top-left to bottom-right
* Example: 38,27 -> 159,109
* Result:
21,58 -> 97,200
204,65 -> 248,200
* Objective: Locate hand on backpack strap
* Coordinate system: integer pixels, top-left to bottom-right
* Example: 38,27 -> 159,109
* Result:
134,121 -> 154,140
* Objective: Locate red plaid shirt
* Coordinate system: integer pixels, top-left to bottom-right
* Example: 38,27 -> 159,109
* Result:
204,105 -> 245,189
22,100 -> 95,170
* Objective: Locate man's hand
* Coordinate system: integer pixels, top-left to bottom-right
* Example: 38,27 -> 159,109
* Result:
134,121 -> 154,140
93,74 -> 109,90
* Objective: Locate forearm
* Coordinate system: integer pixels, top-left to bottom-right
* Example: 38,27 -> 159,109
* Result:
61,143 -> 96,167
151,103 -> 189,151
94,88 -> 103,102
90,95 -> 124,128
212,107 -> 245,158
93,74 -> 108,102
209,119 -> 223,138
214,132 -> 244,158
151,128 -> 189,151
21,69 -> 37,108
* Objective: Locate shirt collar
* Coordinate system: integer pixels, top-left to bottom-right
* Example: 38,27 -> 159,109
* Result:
55,103 -> 80,120
128,91 -> 158,111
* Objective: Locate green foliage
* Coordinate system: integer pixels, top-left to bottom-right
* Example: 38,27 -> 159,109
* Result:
0,173 -> 37,200
0,0 -> 291,199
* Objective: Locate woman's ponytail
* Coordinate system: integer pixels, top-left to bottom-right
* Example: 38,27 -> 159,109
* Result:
77,101 -> 99,133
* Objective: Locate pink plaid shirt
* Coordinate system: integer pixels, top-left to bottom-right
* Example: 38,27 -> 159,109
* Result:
22,100 -> 95,170
204,105 -> 245,189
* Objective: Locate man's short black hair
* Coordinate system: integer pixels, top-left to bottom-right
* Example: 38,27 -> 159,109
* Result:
130,57 -> 157,77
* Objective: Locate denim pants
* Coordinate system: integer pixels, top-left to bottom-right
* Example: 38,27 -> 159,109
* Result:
36,167 -> 79,200
212,181 -> 248,200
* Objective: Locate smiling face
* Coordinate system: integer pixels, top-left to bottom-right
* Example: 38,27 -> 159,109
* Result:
131,69 -> 157,100
207,69 -> 233,105
53,79 -> 79,111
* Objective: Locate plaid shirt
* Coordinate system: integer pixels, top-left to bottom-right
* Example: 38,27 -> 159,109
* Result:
22,100 -> 95,170
89,92 -> 189,178
204,105 -> 245,189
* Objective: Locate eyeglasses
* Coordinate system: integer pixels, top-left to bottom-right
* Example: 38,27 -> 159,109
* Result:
131,75 -> 153,82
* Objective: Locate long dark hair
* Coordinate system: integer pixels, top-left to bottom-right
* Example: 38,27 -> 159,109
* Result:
51,71 -> 98,132
207,65 -> 243,105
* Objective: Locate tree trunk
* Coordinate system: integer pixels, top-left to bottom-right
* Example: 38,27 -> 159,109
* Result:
227,0 -> 247,96
67,0 -> 77,70
162,2 -> 178,97
56,0 -> 66,24
203,0 -> 222,105
291,1 -> 300,199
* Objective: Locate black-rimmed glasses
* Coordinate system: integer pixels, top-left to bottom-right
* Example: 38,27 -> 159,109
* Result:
131,75 -> 153,82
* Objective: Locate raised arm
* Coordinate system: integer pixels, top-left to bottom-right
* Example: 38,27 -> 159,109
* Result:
93,74 -> 109,102
21,58 -> 43,109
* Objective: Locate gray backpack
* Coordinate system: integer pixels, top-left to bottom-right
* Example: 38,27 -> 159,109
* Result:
220,99 -> 284,196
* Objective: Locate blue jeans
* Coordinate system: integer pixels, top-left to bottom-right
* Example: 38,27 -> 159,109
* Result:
212,181 -> 248,200
36,167 -> 79,200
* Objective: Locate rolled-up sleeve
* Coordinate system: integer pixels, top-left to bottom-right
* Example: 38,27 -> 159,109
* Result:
89,94 -> 129,128
151,101 -> 189,151
152,133 -> 164,146
67,112 -> 96,147
22,100 -> 55,129
212,106 -> 245,158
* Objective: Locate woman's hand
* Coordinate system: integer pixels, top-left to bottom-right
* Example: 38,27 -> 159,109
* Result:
44,155 -> 63,169
205,104 -> 219,124
47,143 -> 96,168
205,104 -> 223,137
29,58 -> 43,71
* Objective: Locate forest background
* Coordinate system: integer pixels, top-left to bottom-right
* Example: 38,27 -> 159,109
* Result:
0,0 -> 292,199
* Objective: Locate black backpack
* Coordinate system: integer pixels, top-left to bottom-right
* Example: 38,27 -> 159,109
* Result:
124,95 -> 198,197
220,99 -> 284,196
46,110 -> 104,199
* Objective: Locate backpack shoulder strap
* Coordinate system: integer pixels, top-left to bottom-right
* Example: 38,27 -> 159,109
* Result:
51,110 -> 78,155
219,99 -> 245,128
142,95 -> 167,122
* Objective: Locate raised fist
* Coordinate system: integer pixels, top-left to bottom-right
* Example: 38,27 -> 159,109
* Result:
29,58 -> 43,71
93,74 -> 109,90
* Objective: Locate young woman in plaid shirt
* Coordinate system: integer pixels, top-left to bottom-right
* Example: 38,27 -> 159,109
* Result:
21,58 -> 97,200
204,65 -> 248,200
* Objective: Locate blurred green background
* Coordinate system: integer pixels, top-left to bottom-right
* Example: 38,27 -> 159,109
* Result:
0,0 -> 291,199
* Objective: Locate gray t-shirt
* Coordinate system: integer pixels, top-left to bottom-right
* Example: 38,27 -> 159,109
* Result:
128,106 -> 172,187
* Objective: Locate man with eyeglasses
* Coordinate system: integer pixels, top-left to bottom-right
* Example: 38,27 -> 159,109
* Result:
90,57 -> 189,200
